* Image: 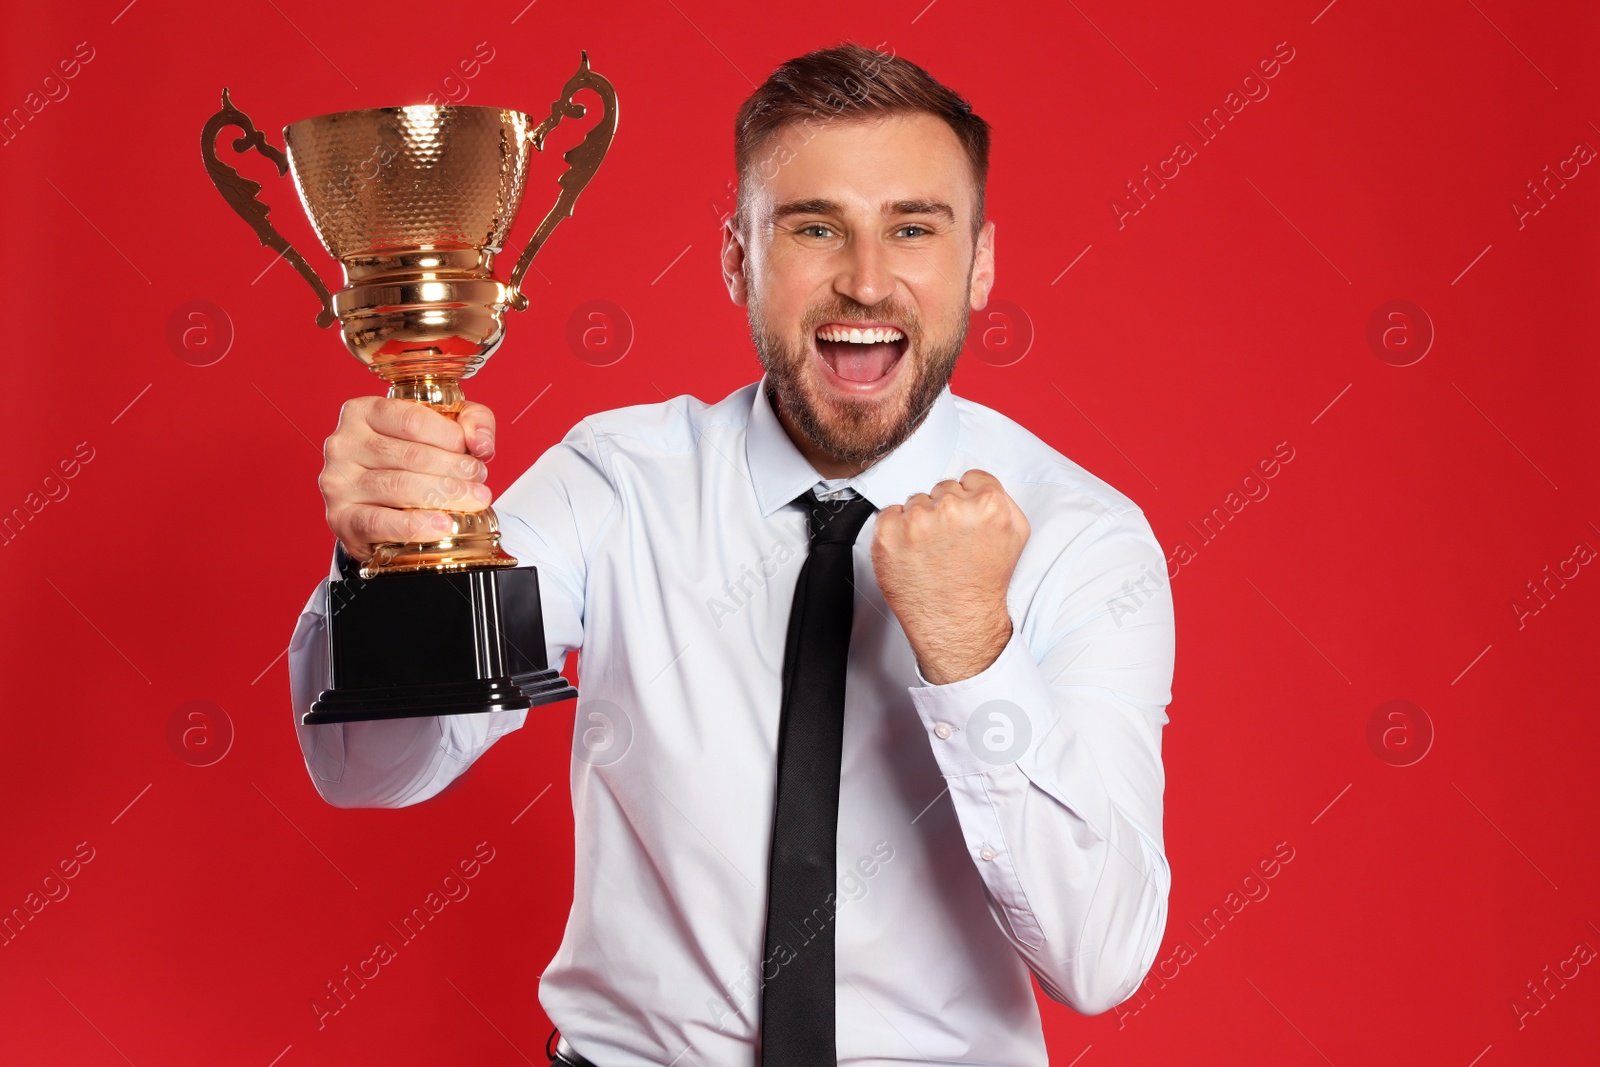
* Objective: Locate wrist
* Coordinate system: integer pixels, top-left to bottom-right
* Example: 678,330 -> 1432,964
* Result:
915,610 -> 1013,686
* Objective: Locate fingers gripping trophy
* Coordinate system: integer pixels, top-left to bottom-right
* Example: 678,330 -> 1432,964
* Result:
200,53 -> 617,724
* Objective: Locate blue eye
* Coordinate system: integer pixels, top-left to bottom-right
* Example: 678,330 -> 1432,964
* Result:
799,224 -> 834,238
897,225 -> 930,237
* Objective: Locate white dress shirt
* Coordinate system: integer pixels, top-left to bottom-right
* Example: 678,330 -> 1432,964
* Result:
287,373 -> 1175,1067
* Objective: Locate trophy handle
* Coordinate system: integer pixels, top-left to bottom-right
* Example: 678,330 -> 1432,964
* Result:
506,51 -> 619,312
201,88 -> 337,329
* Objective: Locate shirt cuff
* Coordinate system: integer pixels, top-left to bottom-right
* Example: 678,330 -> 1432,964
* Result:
906,622 -> 1060,779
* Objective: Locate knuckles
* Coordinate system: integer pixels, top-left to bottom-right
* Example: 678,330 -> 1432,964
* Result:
395,439 -> 428,472
397,403 -> 428,441
336,396 -> 369,425
346,506 -> 377,543
361,467 -> 407,503
876,478 -> 1028,552
458,400 -> 497,435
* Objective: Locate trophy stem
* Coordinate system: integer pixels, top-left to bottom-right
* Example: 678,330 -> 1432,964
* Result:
360,374 -> 521,579
389,374 -> 467,416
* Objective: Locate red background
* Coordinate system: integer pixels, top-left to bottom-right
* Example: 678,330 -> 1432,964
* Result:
2,0 -> 1596,1063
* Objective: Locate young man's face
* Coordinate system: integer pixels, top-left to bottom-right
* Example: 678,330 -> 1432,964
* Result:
723,111 -> 996,472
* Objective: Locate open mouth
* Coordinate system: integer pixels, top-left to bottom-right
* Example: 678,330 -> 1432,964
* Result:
813,323 -> 909,385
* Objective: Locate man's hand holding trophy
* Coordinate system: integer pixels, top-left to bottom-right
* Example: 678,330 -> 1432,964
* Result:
200,52 -> 617,724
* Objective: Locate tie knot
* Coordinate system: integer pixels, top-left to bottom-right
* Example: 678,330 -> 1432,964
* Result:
796,491 -> 877,547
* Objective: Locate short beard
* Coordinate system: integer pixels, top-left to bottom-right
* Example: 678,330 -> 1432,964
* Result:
747,287 -> 968,468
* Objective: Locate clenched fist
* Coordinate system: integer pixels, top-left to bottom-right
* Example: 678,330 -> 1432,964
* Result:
870,469 -> 1031,685
319,396 -> 499,562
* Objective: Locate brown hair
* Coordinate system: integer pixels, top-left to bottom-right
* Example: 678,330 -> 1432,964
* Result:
732,43 -> 991,235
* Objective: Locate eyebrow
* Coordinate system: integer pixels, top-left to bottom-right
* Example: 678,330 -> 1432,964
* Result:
770,197 -> 957,224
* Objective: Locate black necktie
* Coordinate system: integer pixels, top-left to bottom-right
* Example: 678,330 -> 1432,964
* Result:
760,489 -> 877,1067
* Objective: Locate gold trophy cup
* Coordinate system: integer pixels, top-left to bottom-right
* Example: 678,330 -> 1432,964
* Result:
202,53 -> 616,723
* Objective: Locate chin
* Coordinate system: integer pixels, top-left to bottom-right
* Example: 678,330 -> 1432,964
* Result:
753,305 -> 960,465
787,355 -> 919,466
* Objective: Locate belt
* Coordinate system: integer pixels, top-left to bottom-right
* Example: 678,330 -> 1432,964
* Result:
552,1034 -> 601,1067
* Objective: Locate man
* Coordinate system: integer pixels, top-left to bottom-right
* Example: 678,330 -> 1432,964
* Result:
289,43 -> 1175,1067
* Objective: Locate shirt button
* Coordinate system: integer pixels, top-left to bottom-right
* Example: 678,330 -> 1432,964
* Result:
979,846 -> 997,861
933,722 -> 954,740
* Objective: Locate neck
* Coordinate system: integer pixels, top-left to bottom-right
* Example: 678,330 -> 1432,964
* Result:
770,388 -> 875,480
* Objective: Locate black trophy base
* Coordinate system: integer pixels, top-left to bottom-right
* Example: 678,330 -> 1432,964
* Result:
305,564 -> 578,725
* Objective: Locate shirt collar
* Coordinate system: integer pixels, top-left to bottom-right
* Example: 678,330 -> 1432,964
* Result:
745,371 -> 961,517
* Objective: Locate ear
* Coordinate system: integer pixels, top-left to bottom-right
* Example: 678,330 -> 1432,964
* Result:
722,217 -> 749,307
968,219 -> 996,311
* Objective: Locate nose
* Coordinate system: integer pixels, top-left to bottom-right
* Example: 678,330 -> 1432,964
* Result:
833,233 -> 892,308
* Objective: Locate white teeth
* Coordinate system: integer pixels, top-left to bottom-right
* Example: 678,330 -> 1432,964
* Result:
816,325 -> 905,344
